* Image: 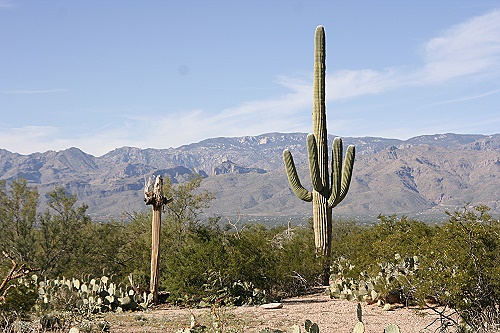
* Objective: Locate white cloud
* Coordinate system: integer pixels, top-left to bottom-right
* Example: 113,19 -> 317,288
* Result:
328,68 -> 402,100
118,85 -> 314,151
428,89 -> 500,106
0,125 -> 129,156
0,1 -> 14,9
3,9 -> 500,156
0,126 -> 60,154
321,9 -> 500,99
418,9 -> 500,83
2,89 -> 68,94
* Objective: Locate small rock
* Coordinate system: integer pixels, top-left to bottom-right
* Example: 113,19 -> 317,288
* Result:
260,302 -> 283,309
69,327 -> 80,333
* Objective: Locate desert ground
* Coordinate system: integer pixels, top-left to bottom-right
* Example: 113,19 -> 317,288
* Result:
107,292 -> 449,333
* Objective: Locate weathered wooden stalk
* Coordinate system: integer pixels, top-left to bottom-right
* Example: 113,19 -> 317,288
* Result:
144,175 -> 172,304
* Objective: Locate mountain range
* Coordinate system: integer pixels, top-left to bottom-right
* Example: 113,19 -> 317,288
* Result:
0,132 -> 499,223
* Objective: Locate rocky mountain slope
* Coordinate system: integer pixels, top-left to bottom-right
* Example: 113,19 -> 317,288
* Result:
0,133 -> 498,222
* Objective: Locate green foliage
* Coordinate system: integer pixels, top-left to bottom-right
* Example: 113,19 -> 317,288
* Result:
81,220 -> 137,277
0,177 -> 38,266
163,175 -> 215,234
159,221 -> 322,305
334,215 -> 433,279
202,270 -> 268,306
3,172 -> 498,333
0,178 -> 139,282
329,206 -> 500,332
413,205 -> 500,330
0,275 -> 37,316
37,187 -> 92,277
113,211 -> 153,287
0,175 -> 323,312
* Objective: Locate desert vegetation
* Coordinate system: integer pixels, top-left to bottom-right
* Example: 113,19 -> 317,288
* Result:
0,176 -> 499,332
1,25 -> 498,333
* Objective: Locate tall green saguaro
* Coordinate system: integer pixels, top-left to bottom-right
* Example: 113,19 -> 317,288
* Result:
283,26 -> 355,284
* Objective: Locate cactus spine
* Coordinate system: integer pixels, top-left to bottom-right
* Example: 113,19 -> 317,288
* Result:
283,26 -> 355,283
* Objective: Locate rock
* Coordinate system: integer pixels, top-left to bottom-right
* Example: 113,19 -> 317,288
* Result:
260,302 -> 283,309
382,303 -> 392,311
69,327 -> 80,333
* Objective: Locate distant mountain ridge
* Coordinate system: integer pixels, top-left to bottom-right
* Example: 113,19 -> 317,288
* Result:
0,132 -> 498,222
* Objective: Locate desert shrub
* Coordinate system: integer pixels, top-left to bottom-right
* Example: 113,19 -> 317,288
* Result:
330,218 -> 365,259
329,215 -> 433,280
329,205 -> 500,332
0,178 -> 39,268
0,251 -> 40,331
224,224 -> 322,297
273,226 -> 323,295
0,277 -> 37,317
412,205 -> 500,331
158,221 -> 322,305
36,187 -> 93,278
0,277 -> 38,332
159,220 -> 229,302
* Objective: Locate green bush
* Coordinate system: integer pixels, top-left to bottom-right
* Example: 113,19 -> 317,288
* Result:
412,205 -> 500,330
333,215 -> 433,278
159,221 -> 322,305
0,277 -> 37,315
329,205 -> 500,332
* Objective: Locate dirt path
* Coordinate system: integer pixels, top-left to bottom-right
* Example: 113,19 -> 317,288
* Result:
108,293 -> 447,332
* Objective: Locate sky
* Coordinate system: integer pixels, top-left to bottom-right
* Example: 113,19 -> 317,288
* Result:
1,1 -> 499,156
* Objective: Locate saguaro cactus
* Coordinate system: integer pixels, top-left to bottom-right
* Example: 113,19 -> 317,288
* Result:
283,26 -> 355,284
144,175 -> 172,304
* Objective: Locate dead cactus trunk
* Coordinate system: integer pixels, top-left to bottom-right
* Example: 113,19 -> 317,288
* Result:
144,175 -> 172,304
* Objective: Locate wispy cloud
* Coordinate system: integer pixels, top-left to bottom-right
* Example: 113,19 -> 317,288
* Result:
328,68 -> 402,100
429,89 -> 500,106
326,9 -> 500,97
205,8 -> 500,139
0,125 -> 134,156
0,1 -> 14,9
417,9 -> 500,83
118,86 -> 314,151
2,88 -> 68,95
0,126 -> 60,154
2,9 -> 500,155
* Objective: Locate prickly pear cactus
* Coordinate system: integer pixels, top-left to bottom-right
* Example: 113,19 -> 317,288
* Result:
352,303 -> 365,333
330,254 -> 419,306
34,275 -> 152,313
384,324 -> 401,333
356,303 -> 363,322
353,322 -> 365,333
304,319 -> 320,333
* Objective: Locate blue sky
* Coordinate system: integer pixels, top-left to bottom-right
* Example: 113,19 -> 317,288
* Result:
1,1 -> 499,156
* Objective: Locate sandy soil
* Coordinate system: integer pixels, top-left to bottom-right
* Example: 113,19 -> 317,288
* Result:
108,293 -> 449,333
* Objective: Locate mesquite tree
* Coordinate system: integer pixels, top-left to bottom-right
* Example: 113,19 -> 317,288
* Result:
283,26 -> 355,285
